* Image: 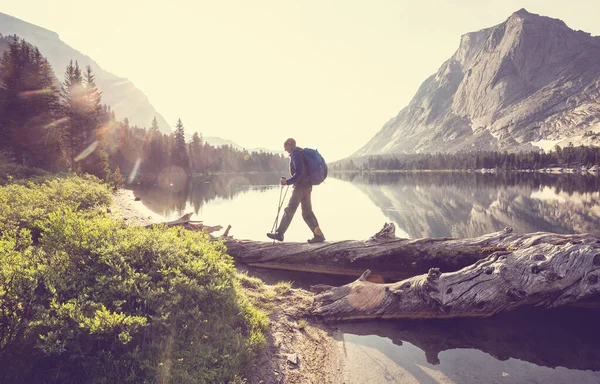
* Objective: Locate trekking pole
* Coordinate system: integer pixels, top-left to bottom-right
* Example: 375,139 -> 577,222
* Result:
271,184 -> 289,235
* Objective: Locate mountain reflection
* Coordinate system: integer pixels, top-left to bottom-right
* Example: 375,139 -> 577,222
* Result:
335,172 -> 600,238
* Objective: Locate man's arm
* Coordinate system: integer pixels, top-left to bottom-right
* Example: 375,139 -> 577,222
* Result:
286,150 -> 304,185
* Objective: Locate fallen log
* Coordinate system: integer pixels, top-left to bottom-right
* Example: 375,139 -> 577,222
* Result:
312,233 -> 600,320
224,224 -> 597,281
146,212 -> 224,235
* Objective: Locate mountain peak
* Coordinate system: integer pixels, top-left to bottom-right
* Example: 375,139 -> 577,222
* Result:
505,8 -> 571,32
511,8 -> 534,18
354,10 -> 600,157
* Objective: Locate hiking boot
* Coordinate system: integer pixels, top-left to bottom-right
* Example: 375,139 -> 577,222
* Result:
267,232 -> 284,242
307,235 -> 325,244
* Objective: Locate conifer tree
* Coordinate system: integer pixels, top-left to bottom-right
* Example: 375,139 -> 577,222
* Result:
149,116 -> 159,133
0,37 -> 62,168
61,60 -> 86,170
171,118 -> 189,169
190,132 -> 203,173
79,65 -> 109,179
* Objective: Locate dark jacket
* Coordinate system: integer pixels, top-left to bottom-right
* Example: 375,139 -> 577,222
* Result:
286,147 -> 310,187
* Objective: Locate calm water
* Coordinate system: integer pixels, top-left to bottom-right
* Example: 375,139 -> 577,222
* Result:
130,171 -> 600,241
130,171 -> 600,383
339,308 -> 600,384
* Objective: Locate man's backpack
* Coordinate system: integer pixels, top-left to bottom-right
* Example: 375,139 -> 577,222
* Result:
302,148 -> 328,185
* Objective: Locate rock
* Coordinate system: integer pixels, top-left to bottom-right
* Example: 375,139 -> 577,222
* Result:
134,196 -> 141,201
354,9 -> 600,156
286,353 -> 298,365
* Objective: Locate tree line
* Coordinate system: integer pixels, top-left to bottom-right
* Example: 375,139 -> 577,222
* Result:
335,170 -> 600,195
332,144 -> 600,172
0,35 -> 287,185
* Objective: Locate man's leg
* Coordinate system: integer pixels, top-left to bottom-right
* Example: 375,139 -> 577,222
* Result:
276,187 -> 303,235
300,187 -> 324,241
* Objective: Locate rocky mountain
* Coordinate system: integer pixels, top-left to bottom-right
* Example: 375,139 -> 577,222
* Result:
202,136 -> 284,155
355,9 -> 600,157
0,12 -> 171,133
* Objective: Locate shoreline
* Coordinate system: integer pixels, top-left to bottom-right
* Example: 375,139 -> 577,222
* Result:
110,189 -> 344,384
330,167 -> 600,175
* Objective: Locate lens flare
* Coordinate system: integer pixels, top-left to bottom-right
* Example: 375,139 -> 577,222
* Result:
158,166 -> 187,192
74,141 -> 98,162
43,117 -> 70,129
99,121 -> 122,154
128,158 -> 142,184
19,88 -> 53,99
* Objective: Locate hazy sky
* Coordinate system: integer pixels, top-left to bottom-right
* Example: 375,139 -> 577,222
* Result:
2,0 -> 600,161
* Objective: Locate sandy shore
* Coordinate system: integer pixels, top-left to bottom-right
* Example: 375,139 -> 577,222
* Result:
110,189 -> 158,226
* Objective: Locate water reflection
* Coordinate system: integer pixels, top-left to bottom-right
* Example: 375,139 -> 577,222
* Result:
336,172 -> 600,238
131,174 -> 401,242
339,308 -> 600,384
130,172 -> 600,241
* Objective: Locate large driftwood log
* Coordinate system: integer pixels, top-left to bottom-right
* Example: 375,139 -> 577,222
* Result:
312,232 -> 600,320
224,224 -> 598,281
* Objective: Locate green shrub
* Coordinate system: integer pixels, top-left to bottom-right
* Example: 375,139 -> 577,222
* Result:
0,174 -> 111,235
0,176 -> 267,383
0,163 -> 49,185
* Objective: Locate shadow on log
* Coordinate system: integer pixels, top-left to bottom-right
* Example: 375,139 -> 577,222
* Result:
312,231 -> 600,320
338,307 -> 600,371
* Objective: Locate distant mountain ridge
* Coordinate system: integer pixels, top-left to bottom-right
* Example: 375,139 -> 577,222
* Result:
0,12 -> 172,133
202,136 -> 284,155
355,9 -> 600,157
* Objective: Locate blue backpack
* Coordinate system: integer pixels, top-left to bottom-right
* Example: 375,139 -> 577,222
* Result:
302,148 -> 328,185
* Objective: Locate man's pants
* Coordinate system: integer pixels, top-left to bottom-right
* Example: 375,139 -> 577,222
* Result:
277,185 -> 322,236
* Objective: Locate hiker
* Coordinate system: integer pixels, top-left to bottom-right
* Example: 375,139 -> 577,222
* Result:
267,138 -> 325,243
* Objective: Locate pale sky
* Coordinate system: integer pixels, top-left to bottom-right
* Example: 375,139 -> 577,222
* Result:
2,0 -> 600,161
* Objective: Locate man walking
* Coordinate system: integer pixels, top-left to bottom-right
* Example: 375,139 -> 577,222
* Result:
267,138 -> 325,243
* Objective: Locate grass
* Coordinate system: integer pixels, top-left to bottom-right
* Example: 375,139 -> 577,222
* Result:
297,319 -> 308,330
236,271 -> 265,289
273,280 -> 293,295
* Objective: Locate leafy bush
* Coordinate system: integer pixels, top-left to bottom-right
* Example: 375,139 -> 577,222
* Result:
0,174 -> 111,235
0,163 -> 49,185
0,176 -> 267,383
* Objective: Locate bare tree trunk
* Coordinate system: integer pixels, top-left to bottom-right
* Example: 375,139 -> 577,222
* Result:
312,232 -> 600,320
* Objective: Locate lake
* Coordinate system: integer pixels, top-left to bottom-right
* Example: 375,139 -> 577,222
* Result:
130,171 -> 600,242
129,171 -> 600,383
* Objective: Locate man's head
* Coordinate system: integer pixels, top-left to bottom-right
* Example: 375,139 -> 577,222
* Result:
283,138 -> 296,154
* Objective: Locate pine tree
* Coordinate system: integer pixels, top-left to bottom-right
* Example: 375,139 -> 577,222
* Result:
171,118 -> 189,169
149,116 -> 159,133
190,132 -> 203,173
83,65 -> 102,130
61,60 -> 87,170
79,65 -> 109,179
0,37 -> 63,168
